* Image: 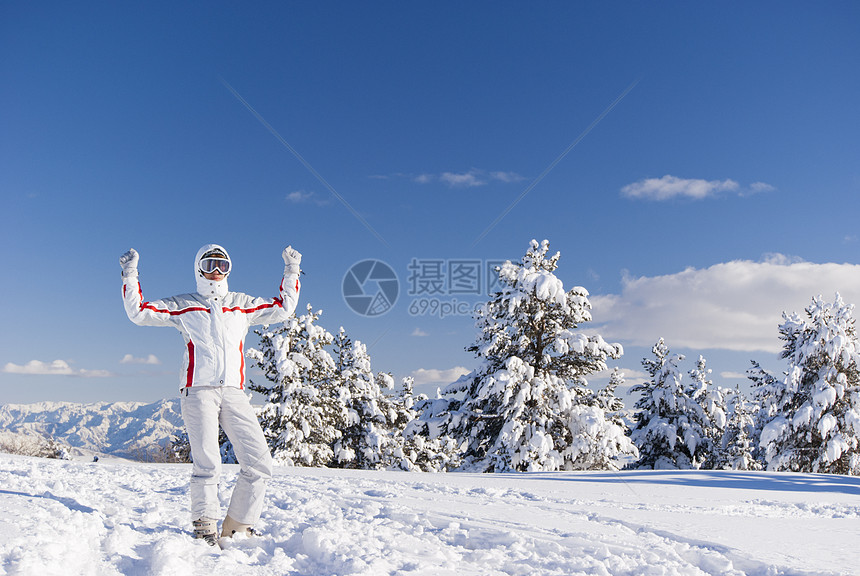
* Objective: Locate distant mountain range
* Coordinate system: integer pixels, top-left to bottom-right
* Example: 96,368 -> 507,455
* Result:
0,399 -> 184,459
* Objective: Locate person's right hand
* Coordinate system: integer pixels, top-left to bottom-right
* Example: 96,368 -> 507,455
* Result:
120,249 -> 139,277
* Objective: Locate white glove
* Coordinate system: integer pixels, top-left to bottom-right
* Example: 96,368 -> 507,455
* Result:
120,249 -> 139,277
282,246 -> 302,276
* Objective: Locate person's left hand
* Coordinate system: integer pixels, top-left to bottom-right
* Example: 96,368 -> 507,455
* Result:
282,246 -> 302,275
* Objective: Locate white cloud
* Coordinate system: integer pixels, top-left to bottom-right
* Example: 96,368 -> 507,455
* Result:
490,171 -> 524,183
589,258 -> 860,354
368,174 -> 392,180
411,327 -> 429,337
440,170 -> 486,188
407,169 -> 523,187
612,367 -> 650,384
3,359 -> 75,375
719,371 -> 750,381
120,354 -> 161,365
749,181 -> 776,194
3,359 -> 112,378
621,175 -> 740,200
286,190 -> 329,205
409,366 -> 471,387
286,190 -> 314,202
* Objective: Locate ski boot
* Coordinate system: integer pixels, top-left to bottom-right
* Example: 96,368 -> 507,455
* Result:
192,517 -> 219,547
220,514 -> 258,539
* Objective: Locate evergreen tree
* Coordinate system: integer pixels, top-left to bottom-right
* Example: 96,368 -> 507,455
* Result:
630,340 -> 710,469
716,386 -> 760,471
596,367 -> 628,426
325,327 -> 463,471
247,307 -> 455,471
394,377 -> 463,472
247,304 -> 346,466
746,360 -> 780,466
331,330 -> 400,469
759,294 -> 860,474
435,239 -> 633,472
574,367 -> 638,470
747,360 -> 779,424
687,356 -> 727,469
165,427 -> 192,463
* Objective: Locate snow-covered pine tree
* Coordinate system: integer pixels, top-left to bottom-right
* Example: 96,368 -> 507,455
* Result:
687,356 -> 727,469
715,386 -> 760,471
746,360 -> 780,466
630,340 -> 710,469
166,427 -> 192,463
331,329 -> 399,469
246,304 -> 346,467
439,239 -> 632,472
568,367 -> 639,470
759,293 -> 860,475
596,367 -> 628,427
398,377 -> 463,472
329,331 -> 462,471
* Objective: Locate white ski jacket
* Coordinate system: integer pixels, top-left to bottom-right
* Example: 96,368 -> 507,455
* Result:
122,244 -> 300,391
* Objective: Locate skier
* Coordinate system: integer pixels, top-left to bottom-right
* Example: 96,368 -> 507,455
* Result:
119,243 -> 302,546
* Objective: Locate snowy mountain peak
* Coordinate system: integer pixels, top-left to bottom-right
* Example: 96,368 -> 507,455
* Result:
0,399 -> 184,459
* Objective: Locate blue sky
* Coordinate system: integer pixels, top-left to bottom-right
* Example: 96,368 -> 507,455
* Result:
2,2 -> 860,405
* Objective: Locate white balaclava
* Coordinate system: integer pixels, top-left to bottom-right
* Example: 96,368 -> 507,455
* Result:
195,243 -> 231,299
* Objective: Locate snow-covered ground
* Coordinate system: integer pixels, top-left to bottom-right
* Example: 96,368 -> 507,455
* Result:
1,454 -> 858,575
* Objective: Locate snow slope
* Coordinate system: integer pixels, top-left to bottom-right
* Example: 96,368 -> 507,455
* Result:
1,454 -> 858,575
0,400 -> 183,458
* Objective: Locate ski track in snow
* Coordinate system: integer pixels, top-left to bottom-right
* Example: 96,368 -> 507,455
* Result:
1,455 -> 858,576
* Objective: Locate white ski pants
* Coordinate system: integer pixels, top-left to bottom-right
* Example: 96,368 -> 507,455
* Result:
180,386 -> 273,525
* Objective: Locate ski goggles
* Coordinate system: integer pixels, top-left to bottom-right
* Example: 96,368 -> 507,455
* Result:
199,257 -> 231,275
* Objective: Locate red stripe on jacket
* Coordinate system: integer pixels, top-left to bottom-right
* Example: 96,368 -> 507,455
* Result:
239,340 -> 245,389
222,299 -> 283,314
185,341 -> 195,387
279,277 -> 300,293
142,303 -> 211,315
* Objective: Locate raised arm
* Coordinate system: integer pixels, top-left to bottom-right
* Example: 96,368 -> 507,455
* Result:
279,245 -> 302,315
120,248 -> 191,327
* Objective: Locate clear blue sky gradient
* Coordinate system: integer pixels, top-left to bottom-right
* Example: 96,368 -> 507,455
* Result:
2,2 -> 859,404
